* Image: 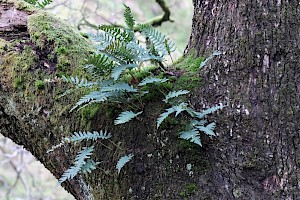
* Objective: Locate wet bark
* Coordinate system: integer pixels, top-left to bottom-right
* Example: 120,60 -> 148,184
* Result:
185,0 -> 300,199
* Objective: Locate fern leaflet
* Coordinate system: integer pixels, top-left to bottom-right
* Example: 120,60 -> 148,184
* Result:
59,146 -> 94,184
114,111 -> 143,125
163,90 -> 190,103
67,130 -> 111,142
101,82 -> 138,93
81,159 -> 100,173
190,105 -> 224,119
179,129 -> 202,146
124,5 -> 135,30
116,154 -> 133,174
195,122 -> 216,136
200,50 -> 222,68
138,77 -> 168,86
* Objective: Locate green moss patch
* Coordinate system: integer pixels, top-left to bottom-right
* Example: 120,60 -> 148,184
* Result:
27,11 -> 94,76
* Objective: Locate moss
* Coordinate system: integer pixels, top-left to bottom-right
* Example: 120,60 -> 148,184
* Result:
35,80 -> 45,90
2,0 -> 36,12
172,53 -> 204,91
27,11 -> 94,76
179,183 -> 197,199
174,53 -> 204,73
13,76 -> 24,89
80,104 -> 100,120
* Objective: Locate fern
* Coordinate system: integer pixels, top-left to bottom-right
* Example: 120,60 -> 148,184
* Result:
59,146 -> 94,184
164,38 -> 176,56
114,111 -> 143,125
70,91 -> 112,112
123,5 -> 135,30
138,77 -> 168,86
81,159 -> 100,173
195,122 -> 216,136
101,82 -> 138,93
99,25 -> 134,44
67,130 -> 112,142
85,53 -> 115,77
139,24 -> 169,57
157,103 -> 188,128
111,63 -> 137,80
23,0 -> 52,8
179,129 -> 202,146
116,154 -> 134,174
200,50 -> 222,68
163,90 -> 190,103
189,105 -> 224,119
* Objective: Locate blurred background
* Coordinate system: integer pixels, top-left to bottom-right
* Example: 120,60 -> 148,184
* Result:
0,0 -> 193,199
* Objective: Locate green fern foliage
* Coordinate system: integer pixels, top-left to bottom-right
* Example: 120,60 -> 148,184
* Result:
67,130 -> 112,142
179,129 -> 202,146
116,154 -> 134,174
190,105 -> 224,119
123,5 -> 135,30
200,50 -> 222,68
157,102 -> 188,128
23,0 -> 52,8
163,90 -> 190,103
138,77 -> 168,86
114,111 -> 143,125
58,146 -> 95,184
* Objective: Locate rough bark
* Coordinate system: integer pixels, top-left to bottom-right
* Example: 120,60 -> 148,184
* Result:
0,1 -> 212,199
185,0 -> 300,199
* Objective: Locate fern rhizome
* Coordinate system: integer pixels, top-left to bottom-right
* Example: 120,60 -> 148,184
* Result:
49,5 -> 223,184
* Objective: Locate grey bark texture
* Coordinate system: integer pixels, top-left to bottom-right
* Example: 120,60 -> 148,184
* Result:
185,0 -> 300,199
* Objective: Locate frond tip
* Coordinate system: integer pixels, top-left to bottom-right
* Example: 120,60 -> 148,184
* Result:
123,4 -> 135,30
116,154 -> 134,174
163,90 -> 190,103
114,110 -> 143,125
58,146 -> 95,184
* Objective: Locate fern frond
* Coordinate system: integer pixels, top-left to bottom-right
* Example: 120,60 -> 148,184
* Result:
111,63 -> 138,80
58,146 -> 94,184
85,53 -> 115,76
157,107 -> 176,128
200,50 -> 222,68
58,165 -> 81,184
74,146 -> 94,164
195,122 -> 216,136
99,25 -> 134,43
179,129 -> 202,146
103,40 -> 136,63
67,130 -> 111,142
116,154 -> 133,174
191,105 -> 224,119
157,103 -> 188,128
173,102 -> 188,117
138,77 -> 168,86
123,4 -> 135,30
70,91 -> 112,112
114,110 -> 143,125
163,90 -> 190,103
101,82 -> 138,93
139,24 -> 168,56
81,159 -> 100,173
164,38 -> 176,55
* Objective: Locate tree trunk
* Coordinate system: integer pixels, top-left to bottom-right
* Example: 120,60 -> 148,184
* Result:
185,0 -> 300,199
